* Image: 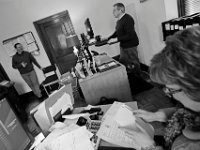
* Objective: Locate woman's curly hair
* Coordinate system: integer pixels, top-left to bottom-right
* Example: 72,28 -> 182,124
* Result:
150,26 -> 200,101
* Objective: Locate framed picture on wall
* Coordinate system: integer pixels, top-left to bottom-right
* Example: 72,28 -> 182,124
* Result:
2,31 -> 39,57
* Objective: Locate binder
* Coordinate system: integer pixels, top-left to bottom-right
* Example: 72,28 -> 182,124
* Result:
162,13 -> 200,41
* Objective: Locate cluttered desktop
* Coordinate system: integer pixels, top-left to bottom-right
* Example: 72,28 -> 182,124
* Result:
0,91 -> 153,150
29,83 -> 154,150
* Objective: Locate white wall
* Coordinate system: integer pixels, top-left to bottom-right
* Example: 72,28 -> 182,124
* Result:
164,0 -> 179,20
133,0 -> 167,65
132,0 -> 178,65
0,0 -> 178,94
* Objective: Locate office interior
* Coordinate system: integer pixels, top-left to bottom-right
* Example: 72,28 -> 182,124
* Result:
0,0 -> 200,150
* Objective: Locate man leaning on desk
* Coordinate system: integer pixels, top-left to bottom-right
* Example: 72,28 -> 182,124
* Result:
107,3 -> 141,76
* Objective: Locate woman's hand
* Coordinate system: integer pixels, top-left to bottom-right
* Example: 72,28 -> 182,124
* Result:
133,109 -> 157,122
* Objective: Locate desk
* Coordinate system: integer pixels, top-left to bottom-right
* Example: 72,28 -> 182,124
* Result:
65,101 -> 138,148
79,55 -> 132,105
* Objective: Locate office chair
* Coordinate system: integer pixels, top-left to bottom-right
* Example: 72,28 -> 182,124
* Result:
42,65 -> 59,96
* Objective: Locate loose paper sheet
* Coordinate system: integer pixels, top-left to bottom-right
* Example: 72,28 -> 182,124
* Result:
97,115 -> 141,149
114,105 -> 136,128
49,126 -> 94,150
62,113 -> 90,120
35,124 -> 79,150
97,102 -> 153,149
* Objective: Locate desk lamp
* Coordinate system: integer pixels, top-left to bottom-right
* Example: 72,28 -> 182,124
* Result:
62,35 -> 81,81
66,34 -> 81,57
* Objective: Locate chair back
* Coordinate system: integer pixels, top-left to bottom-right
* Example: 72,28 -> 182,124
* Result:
43,65 -> 56,74
43,65 -> 57,78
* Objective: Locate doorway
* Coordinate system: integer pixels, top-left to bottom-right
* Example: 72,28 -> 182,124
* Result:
34,10 -> 78,74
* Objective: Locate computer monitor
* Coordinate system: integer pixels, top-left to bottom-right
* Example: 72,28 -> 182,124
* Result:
0,98 -> 32,150
84,18 -> 94,39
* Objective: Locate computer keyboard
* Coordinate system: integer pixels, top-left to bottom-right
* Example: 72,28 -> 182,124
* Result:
100,120 -> 133,146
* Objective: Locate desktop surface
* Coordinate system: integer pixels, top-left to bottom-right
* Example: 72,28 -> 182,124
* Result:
68,101 -> 138,148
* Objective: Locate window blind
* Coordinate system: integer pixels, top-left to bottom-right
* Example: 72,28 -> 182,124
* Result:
178,0 -> 200,16
185,0 -> 200,15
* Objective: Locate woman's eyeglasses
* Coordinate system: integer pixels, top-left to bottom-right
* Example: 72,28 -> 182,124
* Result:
163,87 -> 183,97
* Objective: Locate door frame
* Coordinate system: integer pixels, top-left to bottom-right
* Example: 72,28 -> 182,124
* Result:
33,10 -> 70,65
0,63 -> 10,81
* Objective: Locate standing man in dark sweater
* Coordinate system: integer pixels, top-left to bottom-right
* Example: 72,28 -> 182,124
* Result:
108,3 -> 141,75
12,43 -> 43,98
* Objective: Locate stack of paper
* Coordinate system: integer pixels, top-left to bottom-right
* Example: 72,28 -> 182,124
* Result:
97,115 -> 141,149
97,102 -> 154,149
102,102 -> 126,120
114,104 -> 137,129
50,126 -> 94,150
35,126 -> 94,150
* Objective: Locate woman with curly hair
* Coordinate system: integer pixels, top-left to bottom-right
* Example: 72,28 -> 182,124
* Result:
123,26 -> 200,150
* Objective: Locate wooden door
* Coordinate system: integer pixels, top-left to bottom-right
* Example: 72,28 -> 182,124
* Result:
0,63 -> 10,82
34,10 -> 78,74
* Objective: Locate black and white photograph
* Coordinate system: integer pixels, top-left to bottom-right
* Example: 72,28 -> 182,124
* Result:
0,0 -> 200,150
